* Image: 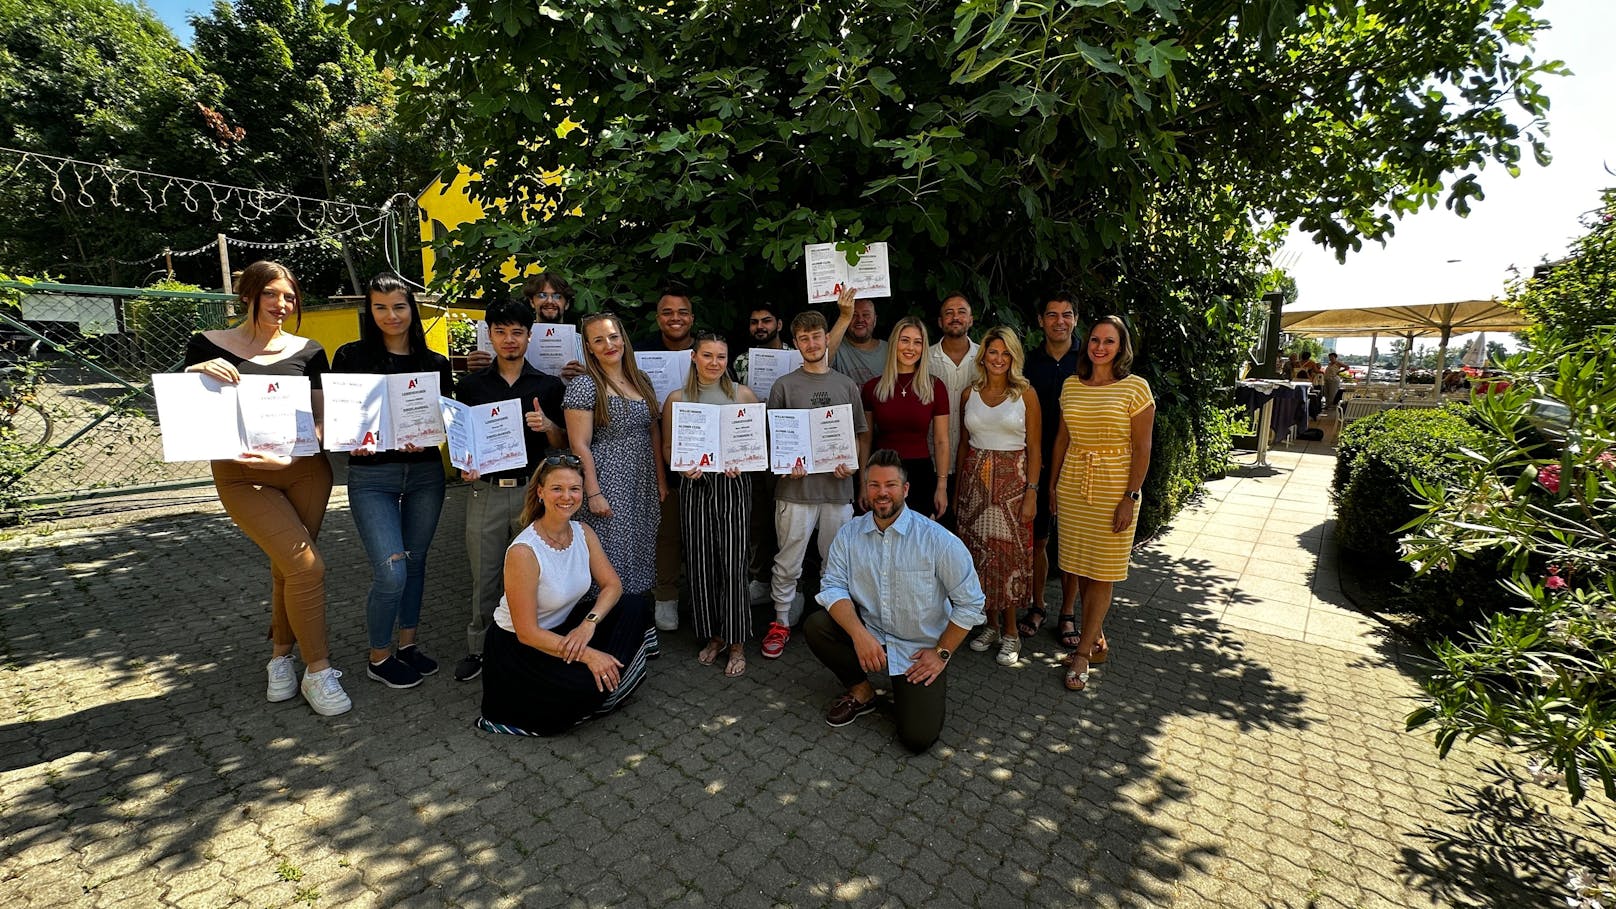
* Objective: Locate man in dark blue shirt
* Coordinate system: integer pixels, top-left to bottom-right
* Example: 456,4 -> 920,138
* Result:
1019,292 -> 1082,649
452,297 -> 566,681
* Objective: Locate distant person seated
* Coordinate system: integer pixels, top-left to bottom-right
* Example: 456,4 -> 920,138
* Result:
476,456 -> 652,737
1291,353 -> 1321,383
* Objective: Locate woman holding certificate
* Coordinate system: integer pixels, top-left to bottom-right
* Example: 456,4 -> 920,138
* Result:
660,333 -> 760,678
330,273 -> 453,690
181,261 -> 350,717
860,317 -> 950,518
955,327 -> 1041,667
477,455 -> 651,736
563,313 -> 666,640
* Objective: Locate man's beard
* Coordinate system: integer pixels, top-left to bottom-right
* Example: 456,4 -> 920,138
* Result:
752,329 -> 778,345
871,497 -> 903,520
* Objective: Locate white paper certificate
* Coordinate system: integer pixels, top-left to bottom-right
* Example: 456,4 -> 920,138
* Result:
810,404 -> 857,473
439,396 -> 526,474
321,373 -> 387,451
527,323 -> 581,376
388,373 -> 445,448
152,373 -> 315,461
636,351 -> 692,408
474,322 -> 492,355
768,404 -> 855,474
746,348 -> 802,401
322,372 -> 445,451
768,409 -> 812,474
804,241 -> 892,303
670,402 -> 720,472
721,403 -> 769,472
152,373 -> 248,461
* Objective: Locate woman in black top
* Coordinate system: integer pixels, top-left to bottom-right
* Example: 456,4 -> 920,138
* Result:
182,261 -> 350,717
330,273 -> 453,690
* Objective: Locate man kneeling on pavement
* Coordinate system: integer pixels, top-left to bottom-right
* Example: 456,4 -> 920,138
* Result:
805,449 -> 987,753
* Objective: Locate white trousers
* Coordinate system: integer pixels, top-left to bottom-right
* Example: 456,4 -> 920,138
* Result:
771,500 -> 853,611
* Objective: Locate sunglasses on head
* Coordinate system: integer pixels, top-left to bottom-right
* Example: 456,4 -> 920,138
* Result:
543,453 -> 582,468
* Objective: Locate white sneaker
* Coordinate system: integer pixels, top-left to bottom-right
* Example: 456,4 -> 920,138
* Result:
996,636 -> 1022,666
747,580 -> 771,606
266,655 -> 297,702
786,592 -> 805,627
969,627 -> 1001,652
301,667 -> 352,717
654,599 -> 680,632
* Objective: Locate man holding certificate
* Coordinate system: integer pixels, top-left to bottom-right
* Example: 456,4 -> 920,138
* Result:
761,309 -> 870,660
465,272 -> 585,380
452,298 -> 567,683
634,283 -> 697,634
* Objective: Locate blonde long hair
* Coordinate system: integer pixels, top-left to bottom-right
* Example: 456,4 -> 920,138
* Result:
578,313 -> 658,427
681,333 -> 736,400
873,316 -> 936,405
971,326 -> 1031,394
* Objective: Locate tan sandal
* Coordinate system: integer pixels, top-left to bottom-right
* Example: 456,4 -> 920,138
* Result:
724,648 -> 746,678
1089,638 -> 1110,665
697,639 -> 724,666
1064,655 -> 1090,691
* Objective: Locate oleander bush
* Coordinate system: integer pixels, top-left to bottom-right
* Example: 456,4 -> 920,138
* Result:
1403,328 -> 1616,804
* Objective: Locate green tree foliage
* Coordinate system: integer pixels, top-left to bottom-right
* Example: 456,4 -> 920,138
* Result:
0,0 -> 226,280
1512,190 -> 1616,342
1403,330 -> 1616,804
339,0 -> 1557,510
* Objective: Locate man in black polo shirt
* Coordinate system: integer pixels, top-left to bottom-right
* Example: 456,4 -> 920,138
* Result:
453,297 -> 567,681
1019,292 -> 1082,648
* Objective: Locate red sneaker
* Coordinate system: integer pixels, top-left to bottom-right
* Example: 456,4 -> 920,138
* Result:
760,621 -> 791,659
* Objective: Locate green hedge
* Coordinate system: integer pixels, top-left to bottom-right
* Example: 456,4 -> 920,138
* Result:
1331,406 -> 1486,559
1139,400 -> 1238,539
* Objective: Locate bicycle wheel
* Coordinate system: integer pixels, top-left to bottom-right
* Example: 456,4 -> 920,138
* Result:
2,402 -> 51,448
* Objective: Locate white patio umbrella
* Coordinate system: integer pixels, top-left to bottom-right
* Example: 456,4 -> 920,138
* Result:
1462,333 -> 1488,369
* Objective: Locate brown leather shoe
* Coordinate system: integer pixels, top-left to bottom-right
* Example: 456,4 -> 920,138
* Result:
825,692 -> 876,727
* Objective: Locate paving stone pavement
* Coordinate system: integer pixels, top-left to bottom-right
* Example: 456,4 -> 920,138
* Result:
2,443 -> 1611,908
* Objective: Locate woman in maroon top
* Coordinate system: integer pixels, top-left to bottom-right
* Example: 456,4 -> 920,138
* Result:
861,316 -> 950,518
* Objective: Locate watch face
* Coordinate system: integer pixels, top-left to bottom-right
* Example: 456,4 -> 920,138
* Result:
937,648 -> 952,662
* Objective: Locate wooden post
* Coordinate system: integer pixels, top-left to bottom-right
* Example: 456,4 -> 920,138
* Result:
164,247 -> 174,278
218,234 -> 232,294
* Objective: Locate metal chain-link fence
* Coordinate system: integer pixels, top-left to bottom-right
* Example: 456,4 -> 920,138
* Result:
1,281 -> 237,505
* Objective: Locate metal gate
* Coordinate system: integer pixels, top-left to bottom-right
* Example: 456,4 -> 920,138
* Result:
0,280 -> 237,506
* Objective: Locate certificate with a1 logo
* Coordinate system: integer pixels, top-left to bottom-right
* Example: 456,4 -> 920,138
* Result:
768,403 -> 854,474
671,402 -> 768,472
438,396 -> 525,474
323,373 -> 446,451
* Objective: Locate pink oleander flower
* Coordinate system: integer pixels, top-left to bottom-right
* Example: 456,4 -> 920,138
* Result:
1546,572 -> 1568,592
1539,463 -> 1562,494
1596,451 -> 1616,470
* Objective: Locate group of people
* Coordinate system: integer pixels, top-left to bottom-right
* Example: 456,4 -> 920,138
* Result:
185,260 -> 1155,753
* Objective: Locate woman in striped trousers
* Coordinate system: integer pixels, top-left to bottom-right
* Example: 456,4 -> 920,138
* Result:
661,333 -> 760,678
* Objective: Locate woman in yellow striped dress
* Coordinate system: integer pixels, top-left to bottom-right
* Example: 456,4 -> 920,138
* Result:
1048,316 -> 1155,691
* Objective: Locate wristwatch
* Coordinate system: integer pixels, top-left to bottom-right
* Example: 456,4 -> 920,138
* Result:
584,612 -> 601,624
1125,489 -> 1141,502
936,647 -> 952,663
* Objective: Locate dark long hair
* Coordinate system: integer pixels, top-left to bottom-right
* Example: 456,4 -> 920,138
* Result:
236,261 -> 303,337
358,272 -> 429,356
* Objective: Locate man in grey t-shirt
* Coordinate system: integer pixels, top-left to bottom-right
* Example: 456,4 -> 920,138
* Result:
763,309 -> 871,660
830,297 -> 887,387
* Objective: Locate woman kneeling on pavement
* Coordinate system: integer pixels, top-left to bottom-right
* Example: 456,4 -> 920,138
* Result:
477,456 -> 651,736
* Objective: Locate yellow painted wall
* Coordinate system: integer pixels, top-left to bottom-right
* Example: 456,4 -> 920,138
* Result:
416,165 -> 564,287
299,302 -> 469,357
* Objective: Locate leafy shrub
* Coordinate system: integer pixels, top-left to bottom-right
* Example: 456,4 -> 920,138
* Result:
1402,329 -> 1616,804
1331,406 -> 1487,559
1140,403 -> 1201,539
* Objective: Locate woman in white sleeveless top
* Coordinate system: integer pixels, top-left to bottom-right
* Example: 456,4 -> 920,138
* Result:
955,327 -> 1042,666
477,456 -> 651,736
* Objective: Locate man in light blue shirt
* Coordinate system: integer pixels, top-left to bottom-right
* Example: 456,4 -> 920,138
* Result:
804,449 -> 987,753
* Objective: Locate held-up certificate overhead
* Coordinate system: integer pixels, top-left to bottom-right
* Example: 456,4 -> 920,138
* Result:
804,242 -> 891,304
322,372 -> 446,452
670,402 -> 769,473
152,373 -> 319,462
438,396 -> 527,474
768,404 -> 857,475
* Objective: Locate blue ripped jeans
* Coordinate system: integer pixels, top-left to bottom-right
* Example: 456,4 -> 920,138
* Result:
347,461 -> 447,651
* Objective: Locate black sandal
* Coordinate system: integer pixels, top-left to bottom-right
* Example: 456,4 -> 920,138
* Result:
1016,605 -> 1047,639
1056,613 -> 1081,650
